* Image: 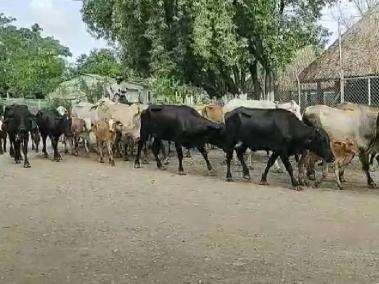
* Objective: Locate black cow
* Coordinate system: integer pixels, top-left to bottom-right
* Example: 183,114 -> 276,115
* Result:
3,105 -> 35,167
224,107 -> 334,190
36,109 -> 71,161
134,105 -> 225,175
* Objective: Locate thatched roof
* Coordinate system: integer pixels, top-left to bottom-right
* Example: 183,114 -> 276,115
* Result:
300,8 -> 379,82
277,46 -> 316,91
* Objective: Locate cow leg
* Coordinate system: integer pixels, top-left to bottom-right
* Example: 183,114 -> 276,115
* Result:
51,135 -> 61,162
334,163 -> 343,190
123,141 -> 129,161
339,169 -> 346,183
98,140 -> 104,163
83,135 -> 90,156
173,142 -> 186,175
280,154 -> 302,191
134,139 -> 144,168
359,150 -> 376,188
236,146 -> 250,180
185,148 -> 192,158
63,136 -> 69,154
198,145 -> 215,175
225,149 -> 234,182
107,140 -> 115,167
22,137 -> 30,168
260,152 -> 280,186
297,151 -> 310,186
9,137 -> 14,158
36,135 -> 40,153
272,159 -> 284,173
247,150 -> 254,170
14,139 -> 21,164
74,136 -> 80,156
3,134 -> 7,153
153,139 -> 165,170
41,134 -> 48,158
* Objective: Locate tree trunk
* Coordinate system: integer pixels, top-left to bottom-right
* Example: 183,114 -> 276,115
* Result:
249,60 -> 262,100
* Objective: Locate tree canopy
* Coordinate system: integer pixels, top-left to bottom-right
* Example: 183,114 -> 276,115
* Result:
76,48 -> 122,79
81,0 -> 335,98
0,13 -> 72,98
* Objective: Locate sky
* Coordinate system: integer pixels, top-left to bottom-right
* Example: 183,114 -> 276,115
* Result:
0,0 -> 357,60
1,0 -> 109,60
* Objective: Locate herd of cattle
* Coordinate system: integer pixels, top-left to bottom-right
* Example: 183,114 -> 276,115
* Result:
1,98 -> 379,191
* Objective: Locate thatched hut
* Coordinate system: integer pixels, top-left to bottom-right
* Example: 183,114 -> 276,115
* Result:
299,7 -> 379,106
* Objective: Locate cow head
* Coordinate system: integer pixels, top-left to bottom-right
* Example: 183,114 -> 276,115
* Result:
204,123 -> 226,149
306,128 -> 334,163
331,139 -> 358,156
64,114 -> 72,136
5,105 -> 34,140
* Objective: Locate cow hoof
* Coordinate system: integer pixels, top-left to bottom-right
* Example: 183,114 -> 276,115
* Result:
294,186 -> 304,191
142,160 -> 149,165
225,177 -> 233,182
259,180 -> 269,186
207,170 -> 216,176
44,154 -> 48,159
24,163 -> 31,168
99,160 -> 104,164
110,161 -> 115,167
338,186 -> 344,190
178,171 -> 186,176
369,182 -> 377,189
15,160 -> 21,164
243,175 -> 251,181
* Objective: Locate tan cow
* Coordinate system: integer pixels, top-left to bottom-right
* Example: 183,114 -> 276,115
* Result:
201,105 -> 224,123
302,104 -> 379,188
93,118 -> 119,166
68,117 -> 89,156
305,138 -> 358,190
97,102 -> 147,160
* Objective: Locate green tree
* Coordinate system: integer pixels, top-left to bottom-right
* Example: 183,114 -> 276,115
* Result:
76,48 -> 122,78
81,0 -> 335,98
0,13 -> 71,98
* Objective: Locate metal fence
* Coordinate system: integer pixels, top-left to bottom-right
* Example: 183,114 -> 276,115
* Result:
276,76 -> 379,110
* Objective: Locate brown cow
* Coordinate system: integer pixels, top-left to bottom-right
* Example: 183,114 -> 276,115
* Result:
201,105 -> 224,124
68,117 -> 89,156
93,118 -> 119,166
304,138 -> 358,190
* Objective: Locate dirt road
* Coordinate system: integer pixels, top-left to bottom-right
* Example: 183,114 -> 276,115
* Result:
1,149 -> 379,283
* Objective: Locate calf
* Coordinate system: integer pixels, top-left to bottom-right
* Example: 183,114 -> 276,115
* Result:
3,105 -> 34,167
69,117 -> 89,156
224,108 -> 334,190
93,118 -> 118,166
305,139 -> 358,190
134,105 -> 225,175
36,110 -> 71,161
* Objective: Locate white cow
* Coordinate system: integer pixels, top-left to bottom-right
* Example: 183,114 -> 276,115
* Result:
223,98 -> 302,172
